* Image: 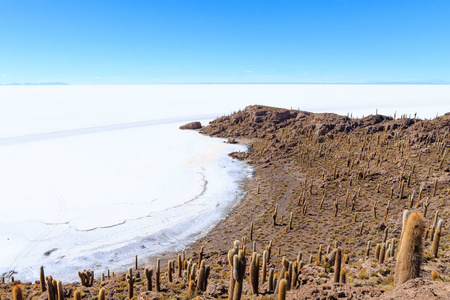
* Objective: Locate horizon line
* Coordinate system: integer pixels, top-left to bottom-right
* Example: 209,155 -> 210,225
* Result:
1,82 -> 450,86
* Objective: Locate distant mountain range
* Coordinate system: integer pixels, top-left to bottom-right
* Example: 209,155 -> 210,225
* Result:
0,81 -> 448,85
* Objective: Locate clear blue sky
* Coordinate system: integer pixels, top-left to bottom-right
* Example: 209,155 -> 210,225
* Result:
1,0 -> 449,84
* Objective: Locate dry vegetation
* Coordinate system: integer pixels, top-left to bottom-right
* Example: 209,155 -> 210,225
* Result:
2,105 -> 450,299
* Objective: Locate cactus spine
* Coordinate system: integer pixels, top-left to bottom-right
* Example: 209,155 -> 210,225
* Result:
394,212 -> 425,286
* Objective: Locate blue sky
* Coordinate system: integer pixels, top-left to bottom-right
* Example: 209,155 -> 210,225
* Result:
1,0 -> 449,84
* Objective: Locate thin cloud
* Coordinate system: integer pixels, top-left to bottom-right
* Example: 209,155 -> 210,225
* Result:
245,70 -> 253,73
1,74 -> 6,77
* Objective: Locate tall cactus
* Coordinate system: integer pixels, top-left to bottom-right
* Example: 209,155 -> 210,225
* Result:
155,258 -> 161,292
168,260 -> 173,283
46,277 -> 55,300
73,290 -> 82,300
232,250 -> 246,300
40,266 -> 46,293
228,240 -> 239,300
278,278 -> 287,300
249,252 -> 260,295
98,288 -> 106,300
394,212 -> 425,286
178,253 -> 183,278
268,268 -> 274,292
334,248 -> 342,283
197,260 -> 210,292
379,243 -> 386,263
78,269 -> 94,287
12,285 -> 23,300
144,267 -> 153,291
126,268 -> 135,300
57,280 -> 64,300
262,250 -> 267,283
272,204 -> 278,225
431,219 -> 444,257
